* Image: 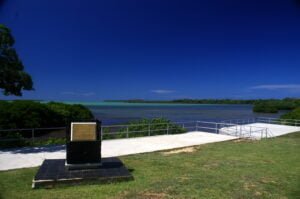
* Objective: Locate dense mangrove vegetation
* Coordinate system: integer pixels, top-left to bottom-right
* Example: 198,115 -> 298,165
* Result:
0,101 -> 94,148
253,98 -> 300,114
103,118 -> 185,139
107,98 -> 300,115
0,100 -> 94,129
280,107 -> 300,120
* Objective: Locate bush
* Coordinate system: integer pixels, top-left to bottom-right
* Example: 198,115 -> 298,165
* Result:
0,131 -> 26,148
252,98 -> 300,113
31,138 -> 66,147
0,100 -> 94,148
103,118 -> 186,139
46,102 -> 94,125
0,101 -> 94,129
253,102 -> 278,113
280,107 -> 300,120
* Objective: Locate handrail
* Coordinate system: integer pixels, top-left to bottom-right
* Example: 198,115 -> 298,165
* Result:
102,121 -> 196,128
1,117 -> 292,144
221,117 -> 300,127
0,127 -> 66,132
257,117 -> 300,122
3,118 -> 295,132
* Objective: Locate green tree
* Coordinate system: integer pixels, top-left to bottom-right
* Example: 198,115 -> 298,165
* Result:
280,107 -> 300,120
0,24 -> 33,96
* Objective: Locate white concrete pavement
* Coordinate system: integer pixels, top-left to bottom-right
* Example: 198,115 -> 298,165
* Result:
219,123 -> 300,139
0,131 -> 237,171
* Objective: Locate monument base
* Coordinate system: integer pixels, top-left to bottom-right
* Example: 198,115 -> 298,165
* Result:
65,162 -> 102,170
32,157 -> 133,188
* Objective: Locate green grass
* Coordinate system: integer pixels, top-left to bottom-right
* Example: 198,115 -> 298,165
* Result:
0,133 -> 299,199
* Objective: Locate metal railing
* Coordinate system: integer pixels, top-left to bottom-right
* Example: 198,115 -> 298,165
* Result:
256,117 -> 300,126
1,117 -> 297,146
101,121 -> 197,139
222,117 -> 300,127
218,124 -> 272,139
195,120 -> 272,139
221,118 -> 256,125
0,120 -> 239,145
0,127 -> 66,142
0,121 -> 198,145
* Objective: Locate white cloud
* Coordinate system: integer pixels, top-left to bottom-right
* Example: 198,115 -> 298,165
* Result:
61,91 -> 96,97
150,89 -> 175,94
250,84 -> 300,92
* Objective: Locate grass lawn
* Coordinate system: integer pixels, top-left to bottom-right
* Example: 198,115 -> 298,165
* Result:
0,132 -> 299,199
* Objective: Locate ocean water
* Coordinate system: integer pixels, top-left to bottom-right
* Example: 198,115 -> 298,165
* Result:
64,102 -> 284,125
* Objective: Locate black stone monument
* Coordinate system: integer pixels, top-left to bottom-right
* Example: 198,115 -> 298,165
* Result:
66,120 -> 102,170
32,120 -> 133,188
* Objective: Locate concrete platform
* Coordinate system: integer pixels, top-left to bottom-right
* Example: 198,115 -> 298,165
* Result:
0,132 -> 237,171
220,123 -> 300,139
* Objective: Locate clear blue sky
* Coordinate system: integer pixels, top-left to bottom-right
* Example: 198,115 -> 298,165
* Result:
1,0 -> 300,101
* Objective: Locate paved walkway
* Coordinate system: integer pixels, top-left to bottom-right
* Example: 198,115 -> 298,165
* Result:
248,123 -> 300,137
0,132 -> 237,171
220,123 -> 300,139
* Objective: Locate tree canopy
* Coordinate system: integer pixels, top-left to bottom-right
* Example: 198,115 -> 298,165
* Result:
0,24 -> 33,96
0,101 -> 94,129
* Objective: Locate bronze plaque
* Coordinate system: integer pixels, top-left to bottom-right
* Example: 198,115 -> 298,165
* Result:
71,122 -> 97,141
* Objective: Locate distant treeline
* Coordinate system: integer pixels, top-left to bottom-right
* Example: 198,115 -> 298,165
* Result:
105,98 -> 300,113
105,99 -> 256,104
253,98 -> 300,113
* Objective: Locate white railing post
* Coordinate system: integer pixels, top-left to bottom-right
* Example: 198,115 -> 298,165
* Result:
239,125 -> 242,137
167,124 -> 169,135
126,126 -> 129,138
148,124 -> 151,136
215,123 -> 218,134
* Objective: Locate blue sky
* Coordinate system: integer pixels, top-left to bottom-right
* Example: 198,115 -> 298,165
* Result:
1,0 -> 300,101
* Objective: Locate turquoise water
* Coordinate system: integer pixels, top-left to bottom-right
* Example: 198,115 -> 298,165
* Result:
62,101 -> 220,107
63,102 -> 283,125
